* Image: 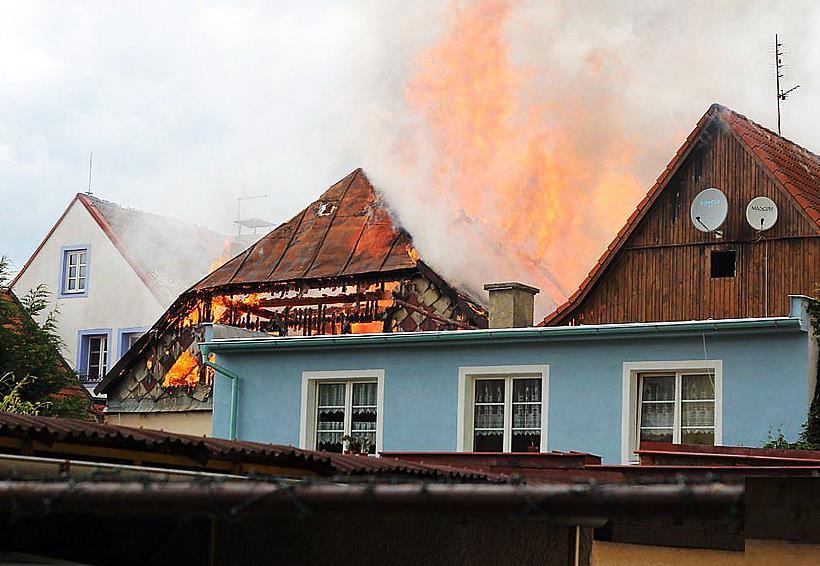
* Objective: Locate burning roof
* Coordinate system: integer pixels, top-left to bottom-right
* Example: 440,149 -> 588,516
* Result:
194,168 -> 417,293
96,169 -> 487,403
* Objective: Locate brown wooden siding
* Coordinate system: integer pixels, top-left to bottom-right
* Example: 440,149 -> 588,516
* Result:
560,122 -> 820,325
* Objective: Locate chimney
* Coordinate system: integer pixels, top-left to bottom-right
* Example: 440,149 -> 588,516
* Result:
483,282 -> 540,328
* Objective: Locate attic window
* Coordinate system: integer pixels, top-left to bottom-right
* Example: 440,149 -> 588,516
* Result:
710,250 -> 736,278
317,202 -> 336,216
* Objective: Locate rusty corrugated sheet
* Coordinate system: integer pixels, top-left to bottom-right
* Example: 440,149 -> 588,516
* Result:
0,413 -> 497,481
193,169 -> 417,292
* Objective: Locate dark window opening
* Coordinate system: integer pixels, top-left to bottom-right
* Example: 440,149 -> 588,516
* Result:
711,250 -> 736,278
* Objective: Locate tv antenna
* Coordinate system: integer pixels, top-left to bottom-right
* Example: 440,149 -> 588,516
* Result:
774,33 -> 799,135
236,194 -> 268,236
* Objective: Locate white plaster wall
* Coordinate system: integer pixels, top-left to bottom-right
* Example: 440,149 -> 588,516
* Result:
12,199 -> 164,368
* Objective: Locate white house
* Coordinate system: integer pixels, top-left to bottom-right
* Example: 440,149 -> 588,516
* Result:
11,192 -> 231,396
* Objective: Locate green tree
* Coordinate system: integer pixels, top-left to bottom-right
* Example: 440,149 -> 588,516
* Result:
0,255 -> 93,419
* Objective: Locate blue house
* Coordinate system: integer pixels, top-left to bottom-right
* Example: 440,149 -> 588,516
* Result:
202,294 -> 815,464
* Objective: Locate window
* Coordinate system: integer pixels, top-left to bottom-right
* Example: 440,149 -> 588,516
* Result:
300,370 -> 384,455
458,365 -> 549,453
60,246 -> 89,297
710,249 -> 735,278
77,330 -> 111,384
118,328 -> 147,358
622,361 -> 722,463
315,382 -> 377,453
639,373 -> 716,445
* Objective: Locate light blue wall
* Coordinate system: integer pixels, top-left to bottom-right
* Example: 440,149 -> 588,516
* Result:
211,328 -> 810,463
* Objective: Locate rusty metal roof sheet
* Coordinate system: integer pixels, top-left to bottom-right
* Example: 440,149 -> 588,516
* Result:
0,413 -> 497,481
193,169 -> 417,292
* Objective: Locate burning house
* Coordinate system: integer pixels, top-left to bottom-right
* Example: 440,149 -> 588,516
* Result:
96,169 -> 487,434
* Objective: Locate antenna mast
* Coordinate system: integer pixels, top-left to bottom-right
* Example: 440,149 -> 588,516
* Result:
86,152 -> 93,195
774,33 -> 800,135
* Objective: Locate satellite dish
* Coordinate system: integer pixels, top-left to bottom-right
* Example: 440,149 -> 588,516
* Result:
690,188 -> 728,233
746,196 -> 778,231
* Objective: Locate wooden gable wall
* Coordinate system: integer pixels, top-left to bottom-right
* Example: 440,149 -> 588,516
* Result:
555,119 -> 820,325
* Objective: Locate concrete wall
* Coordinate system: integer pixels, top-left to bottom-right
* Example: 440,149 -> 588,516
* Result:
211,326 -> 810,463
12,199 -> 164,369
108,411 -> 212,436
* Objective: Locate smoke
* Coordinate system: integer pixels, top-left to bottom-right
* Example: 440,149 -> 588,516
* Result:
3,1 -> 819,319
351,0 -> 820,317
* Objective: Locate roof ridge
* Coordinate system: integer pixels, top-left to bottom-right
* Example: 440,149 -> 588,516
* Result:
716,105 -> 820,165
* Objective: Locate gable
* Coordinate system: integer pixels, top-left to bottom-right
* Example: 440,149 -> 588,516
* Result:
192,169 -> 417,293
543,104 -> 820,326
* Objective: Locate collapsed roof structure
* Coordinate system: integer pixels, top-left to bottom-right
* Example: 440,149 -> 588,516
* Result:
96,169 -> 487,424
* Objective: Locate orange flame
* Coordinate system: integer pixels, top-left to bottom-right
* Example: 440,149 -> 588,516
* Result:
162,349 -> 200,388
404,0 -> 642,303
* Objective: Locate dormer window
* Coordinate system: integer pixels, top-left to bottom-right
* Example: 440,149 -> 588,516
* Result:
60,246 -> 89,297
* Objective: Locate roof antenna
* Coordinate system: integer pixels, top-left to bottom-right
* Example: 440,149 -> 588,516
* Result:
86,151 -> 93,196
236,194 -> 268,237
774,33 -> 800,135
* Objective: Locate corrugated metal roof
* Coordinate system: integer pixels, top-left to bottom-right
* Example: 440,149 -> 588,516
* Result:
192,169 -> 417,292
0,413 -> 497,481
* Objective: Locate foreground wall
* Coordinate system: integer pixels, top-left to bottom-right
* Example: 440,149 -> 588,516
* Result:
107,410 -> 212,436
210,315 -> 811,463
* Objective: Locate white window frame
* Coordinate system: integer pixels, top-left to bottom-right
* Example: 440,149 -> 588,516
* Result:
300,370 -> 385,454
63,248 -> 88,294
457,365 -> 549,453
621,360 -> 722,464
86,334 -> 108,379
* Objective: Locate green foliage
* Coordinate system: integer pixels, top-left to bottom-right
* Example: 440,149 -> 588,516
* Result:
0,255 -> 93,420
763,425 -> 815,450
0,373 -> 49,416
803,293 -> 820,447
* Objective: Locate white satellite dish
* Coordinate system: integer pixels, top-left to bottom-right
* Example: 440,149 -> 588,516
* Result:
746,196 -> 778,231
690,188 -> 728,233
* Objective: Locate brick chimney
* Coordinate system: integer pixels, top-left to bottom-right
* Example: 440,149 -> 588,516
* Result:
483,282 -> 540,328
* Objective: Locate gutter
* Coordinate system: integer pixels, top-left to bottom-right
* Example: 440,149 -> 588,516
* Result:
201,316 -> 804,354
200,347 -> 239,440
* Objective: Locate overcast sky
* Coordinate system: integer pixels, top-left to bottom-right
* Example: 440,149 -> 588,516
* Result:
2,1 -> 818,299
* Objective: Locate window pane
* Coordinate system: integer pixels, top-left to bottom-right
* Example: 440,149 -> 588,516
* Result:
474,404 -> 504,430
682,401 -> 714,427
640,402 -> 674,428
67,279 -> 76,291
513,403 -> 541,429
68,253 -> 78,266
68,266 -> 77,279
682,374 -> 715,400
475,379 -> 504,404
511,430 -> 540,452
352,431 -> 376,455
513,378 -> 540,402
78,252 -> 87,265
77,277 -> 86,290
640,375 -> 675,401
317,432 -> 343,453
79,265 -> 87,278
682,429 -> 715,445
352,382 -> 377,406
640,428 -> 673,443
474,430 -> 503,452
318,383 -> 345,407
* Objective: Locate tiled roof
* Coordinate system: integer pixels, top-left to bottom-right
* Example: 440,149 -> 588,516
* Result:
541,104 -> 820,326
78,194 -> 233,304
0,412 -> 498,481
193,169 -> 417,292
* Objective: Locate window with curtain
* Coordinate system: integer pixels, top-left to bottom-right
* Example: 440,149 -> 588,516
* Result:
639,372 -> 715,446
316,381 -> 377,454
473,376 -> 542,453
62,248 -> 88,294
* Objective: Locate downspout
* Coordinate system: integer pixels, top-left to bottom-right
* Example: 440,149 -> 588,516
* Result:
200,346 -> 239,440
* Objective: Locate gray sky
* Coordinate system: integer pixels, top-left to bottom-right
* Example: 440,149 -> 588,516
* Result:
2,1 -> 818,312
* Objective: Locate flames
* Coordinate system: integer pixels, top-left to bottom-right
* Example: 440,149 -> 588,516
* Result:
162,349 -> 200,388
401,0 -> 643,305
